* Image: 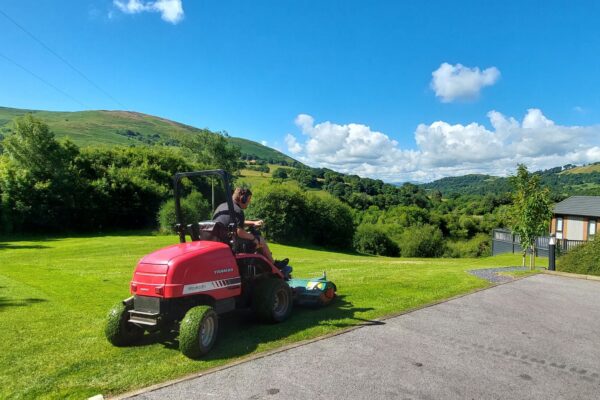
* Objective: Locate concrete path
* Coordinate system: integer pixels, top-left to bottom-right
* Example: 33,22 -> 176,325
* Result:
125,274 -> 600,400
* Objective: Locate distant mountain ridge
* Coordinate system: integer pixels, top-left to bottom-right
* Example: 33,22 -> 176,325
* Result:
2,106 -> 599,197
422,164 -> 600,197
0,106 -> 300,166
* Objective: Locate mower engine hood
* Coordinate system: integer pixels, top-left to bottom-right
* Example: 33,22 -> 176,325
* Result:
132,241 -> 239,299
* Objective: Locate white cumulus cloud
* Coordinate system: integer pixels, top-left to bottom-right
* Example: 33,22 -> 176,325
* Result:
114,0 -> 184,24
285,110 -> 600,182
431,62 -> 500,102
285,134 -> 303,154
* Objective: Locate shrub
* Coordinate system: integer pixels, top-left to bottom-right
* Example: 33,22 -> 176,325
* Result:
248,183 -> 309,242
246,164 -> 270,173
378,205 -> 429,227
272,168 -> 288,179
399,224 -> 445,257
353,224 -> 400,256
444,233 -> 491,258
306,194 -> 354,249
157,191 -> 211,233
557,239 -> 600,276
288,169 -> 318,188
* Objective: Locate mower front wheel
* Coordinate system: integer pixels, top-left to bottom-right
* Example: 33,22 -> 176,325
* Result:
253,278 -> 293,323
179,306 -> 218,359
105,301 -> 144,346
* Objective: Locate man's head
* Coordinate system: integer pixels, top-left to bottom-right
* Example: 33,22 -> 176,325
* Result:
233,187 -> 252,209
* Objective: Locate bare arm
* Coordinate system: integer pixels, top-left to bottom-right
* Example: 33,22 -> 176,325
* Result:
244,219 -> 264,228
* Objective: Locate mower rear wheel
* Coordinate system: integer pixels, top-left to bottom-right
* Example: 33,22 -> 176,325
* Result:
105,302 -> 144,346
253,278 -> 293,323
179,306 -> 218,359
319,283 -> 337,306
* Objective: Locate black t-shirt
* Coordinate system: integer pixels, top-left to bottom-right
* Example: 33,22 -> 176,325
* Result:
212,201 -> 245,228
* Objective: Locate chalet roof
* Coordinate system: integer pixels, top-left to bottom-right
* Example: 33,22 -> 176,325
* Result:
554,196 -> 600,218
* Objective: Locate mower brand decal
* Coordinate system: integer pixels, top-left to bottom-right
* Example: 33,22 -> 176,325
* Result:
307,281 -> 325,290
182,277 -> 241,295
214,267 -> 234,275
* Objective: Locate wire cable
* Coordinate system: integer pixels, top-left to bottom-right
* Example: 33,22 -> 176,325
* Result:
0,8 -> 125,108
0,51 -> 88,108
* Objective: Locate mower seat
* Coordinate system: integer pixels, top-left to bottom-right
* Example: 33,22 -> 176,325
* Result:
197,221 -> 229,243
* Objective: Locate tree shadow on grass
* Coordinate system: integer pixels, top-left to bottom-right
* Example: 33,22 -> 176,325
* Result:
0,230 -> 156,244
275,242 -> 377,258
0,297 -> 47,311
0,243 -> 50,250
137,295 -> 383,359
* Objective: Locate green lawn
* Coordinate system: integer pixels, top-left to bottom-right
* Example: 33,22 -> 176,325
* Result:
0,233 -> 530,399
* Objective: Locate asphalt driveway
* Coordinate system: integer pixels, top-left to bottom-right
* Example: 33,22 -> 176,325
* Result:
124,274 -> 600,400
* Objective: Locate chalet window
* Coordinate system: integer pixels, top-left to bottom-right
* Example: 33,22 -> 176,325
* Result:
556,217 -> 563,239
589,219 -> 596,240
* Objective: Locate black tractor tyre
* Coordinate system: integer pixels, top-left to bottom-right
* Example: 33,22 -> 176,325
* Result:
105,302 -> 144,346
179,306 -> 219,359
252,278 -> 293,323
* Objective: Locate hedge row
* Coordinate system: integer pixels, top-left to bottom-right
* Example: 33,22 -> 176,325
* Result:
0,115 -> 204,232
557,239 -> 600,276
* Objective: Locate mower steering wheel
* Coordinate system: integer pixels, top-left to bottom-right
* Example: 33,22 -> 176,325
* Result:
248,226 -> 262,236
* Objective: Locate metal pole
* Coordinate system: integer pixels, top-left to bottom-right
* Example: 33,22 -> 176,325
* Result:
211,178 -> 215,211
548,234 -> 556,271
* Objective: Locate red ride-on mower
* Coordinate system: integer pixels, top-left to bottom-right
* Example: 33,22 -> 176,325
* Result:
105,169 -> 337,358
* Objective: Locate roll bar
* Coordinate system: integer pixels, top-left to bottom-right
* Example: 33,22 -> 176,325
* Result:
173,169 -> 236,243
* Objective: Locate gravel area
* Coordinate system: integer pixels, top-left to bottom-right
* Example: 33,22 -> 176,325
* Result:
468,266 -> 535,283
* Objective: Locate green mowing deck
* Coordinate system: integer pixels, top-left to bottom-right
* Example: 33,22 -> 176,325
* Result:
0,233 -> 533,399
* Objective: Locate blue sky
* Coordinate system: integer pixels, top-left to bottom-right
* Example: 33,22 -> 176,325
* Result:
1,1 -> 599,181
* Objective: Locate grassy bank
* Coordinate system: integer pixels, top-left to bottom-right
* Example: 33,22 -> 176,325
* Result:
0,232 -> 533,399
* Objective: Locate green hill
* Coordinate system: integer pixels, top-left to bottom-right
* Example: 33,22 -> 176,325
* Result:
422,174 -> 511,196
561,162 -> 600,174
0,106 -> 300,165
230,137 -> 296,164
422,166 -> 600,197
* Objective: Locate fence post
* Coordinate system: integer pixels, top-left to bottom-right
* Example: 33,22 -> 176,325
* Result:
512,233 -> 515,254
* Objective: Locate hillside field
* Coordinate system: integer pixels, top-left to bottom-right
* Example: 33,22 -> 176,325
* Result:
0,232 -> 546,399
237,165 -> 331,198
0,106 -> 298,165
562,163 -> 600,174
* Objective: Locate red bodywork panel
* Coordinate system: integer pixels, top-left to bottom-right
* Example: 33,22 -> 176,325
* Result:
131,241 -> 240,299
130,241 -> 283,299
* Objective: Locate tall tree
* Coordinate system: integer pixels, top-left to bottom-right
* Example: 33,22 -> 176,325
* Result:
4,114 -> 72,179
510,164 -> 553,269
178,130 -> 242,176
1,115 -> 78,231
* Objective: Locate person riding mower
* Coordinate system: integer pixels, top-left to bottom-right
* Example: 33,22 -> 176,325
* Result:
105,170 -> 335,358
212,187 -> 289,273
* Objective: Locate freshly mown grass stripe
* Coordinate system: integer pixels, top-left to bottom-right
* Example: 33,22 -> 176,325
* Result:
0,233 -> 536,399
